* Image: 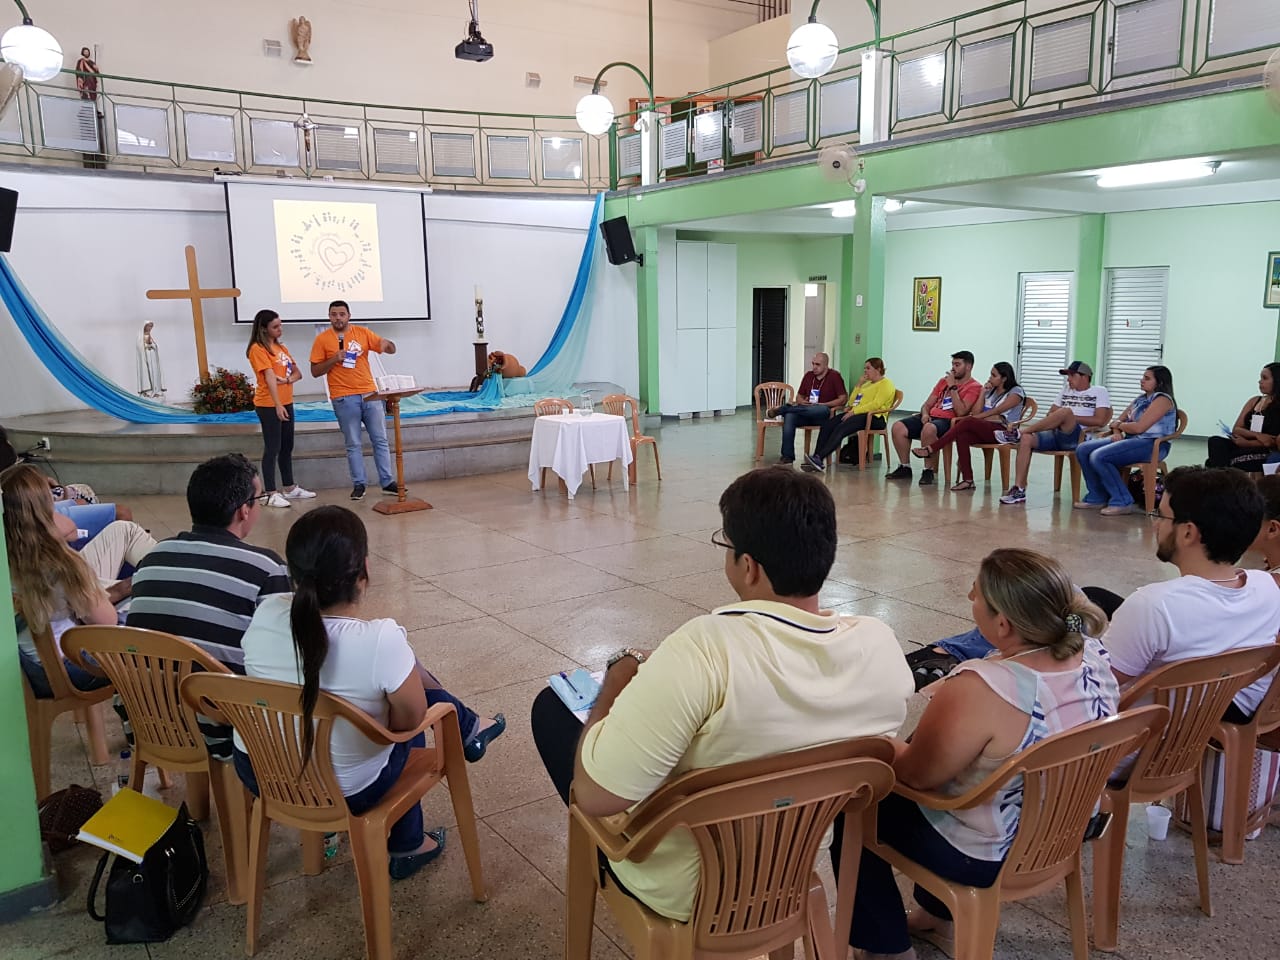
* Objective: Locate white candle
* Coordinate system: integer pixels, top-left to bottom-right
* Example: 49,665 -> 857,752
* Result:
474,285 -> 482,301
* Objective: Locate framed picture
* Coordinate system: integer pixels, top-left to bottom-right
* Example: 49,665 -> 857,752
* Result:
913,276 -> 941,331
1266,252 -> 1280,310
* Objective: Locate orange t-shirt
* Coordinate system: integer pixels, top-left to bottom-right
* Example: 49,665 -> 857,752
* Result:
249,342 -> 297,407
310,325 -> 384,400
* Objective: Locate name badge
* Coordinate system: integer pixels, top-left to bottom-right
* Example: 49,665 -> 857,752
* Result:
342,341 -> 361,369
940,394 -> 954,411
1251,414 -> 1265,432
853,393 -> 863,406
808,389 -> 820,403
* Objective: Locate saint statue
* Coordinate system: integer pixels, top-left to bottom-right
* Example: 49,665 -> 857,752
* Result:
290,16 -> 313,64
137,321 -> 166,398
75,47 -> 100,101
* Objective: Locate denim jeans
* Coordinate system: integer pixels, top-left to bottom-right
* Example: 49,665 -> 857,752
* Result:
1076,437 -> 1170,507
775,404 -> 832,460
331,394 -> 394,487
935,627 -> 994,661
19,648 -> 112,698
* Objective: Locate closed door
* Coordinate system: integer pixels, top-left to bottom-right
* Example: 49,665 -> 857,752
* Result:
1015,272 -> 1073,407
752,287 -> 788,386
1101,267 -> 1168,404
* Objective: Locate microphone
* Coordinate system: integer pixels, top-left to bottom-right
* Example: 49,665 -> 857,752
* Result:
338,336 -> 345,350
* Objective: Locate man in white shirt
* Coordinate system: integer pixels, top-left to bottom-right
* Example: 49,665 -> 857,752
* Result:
1000,361 -> 1113,505
1105,466 -> 1280,722
530,467 -> 913,922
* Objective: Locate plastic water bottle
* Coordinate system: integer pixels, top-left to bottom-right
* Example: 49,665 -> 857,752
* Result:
580,396 -> 594,417
113,749 -> 132,795
323,832 -> 340,860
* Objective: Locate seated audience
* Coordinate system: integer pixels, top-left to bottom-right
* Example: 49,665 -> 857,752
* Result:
888,350 -> 981,486
529,467 -> 913,922
802,357 -> 895,471
1249,475 -> 1280,574
1205,362 -> 1280,472
766,352 -> 848,464
1074,365 -> 1177,516
2,425 -> 135,533
1104,466 -> 1280,723
234,506 -> 505,880
999,361 -> 1113,506
836,549 -> 1118,959
910,362 -> 1025,490
3,463 -> 155,696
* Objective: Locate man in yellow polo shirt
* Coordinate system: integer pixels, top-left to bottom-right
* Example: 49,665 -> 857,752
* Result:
530,468 -> 913,922
310,299 -> 398,501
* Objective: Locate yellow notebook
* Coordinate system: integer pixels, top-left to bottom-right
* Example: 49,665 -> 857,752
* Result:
77,788 -> 179,864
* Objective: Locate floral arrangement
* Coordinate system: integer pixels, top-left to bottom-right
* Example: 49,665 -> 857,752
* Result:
191,367 -> 254,414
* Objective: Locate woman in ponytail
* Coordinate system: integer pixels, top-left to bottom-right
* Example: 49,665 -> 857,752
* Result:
834,548 -> 1119,958
234,505 -> 506,880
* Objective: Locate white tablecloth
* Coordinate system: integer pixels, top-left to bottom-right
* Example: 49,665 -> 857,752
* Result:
528,413 -> 633,498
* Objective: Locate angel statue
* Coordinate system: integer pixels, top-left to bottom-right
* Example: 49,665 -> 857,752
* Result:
137,321 -> 166,398
290,16 -> 313,64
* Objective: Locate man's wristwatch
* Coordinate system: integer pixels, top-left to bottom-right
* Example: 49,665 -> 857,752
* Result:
606,647 -> 647,671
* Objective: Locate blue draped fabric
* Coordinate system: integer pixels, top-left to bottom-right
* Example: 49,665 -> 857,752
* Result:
0,193 -> 605,423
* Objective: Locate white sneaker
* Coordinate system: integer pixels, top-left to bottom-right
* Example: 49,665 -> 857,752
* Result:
265,492 -> 292,508
284,485 -> 317,499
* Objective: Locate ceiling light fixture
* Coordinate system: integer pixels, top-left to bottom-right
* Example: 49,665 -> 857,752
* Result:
576,1 -> 655,138
1,0 -> 62,82
883,198 -> 904,212
829,200 -> 857,218
1095,159 -> 1219,189
787,1 -> 881,80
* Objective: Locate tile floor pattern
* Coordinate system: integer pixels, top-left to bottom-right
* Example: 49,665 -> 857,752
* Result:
12,416 -> 1280,960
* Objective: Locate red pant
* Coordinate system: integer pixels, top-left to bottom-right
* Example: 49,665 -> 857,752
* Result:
929,418 -> 1004,482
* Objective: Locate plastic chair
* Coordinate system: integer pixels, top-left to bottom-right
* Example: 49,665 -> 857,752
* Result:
1092,645 -> 1280,951
180,673 -> 487,960
1210,650 -> 1280,863
534,397 -> 594,491
15,599 -> 114,801
754,381 -> 815,462
565,737 -> 896,960
61,624 -> 253,904
601,393 -> 661,483
941,397 -> 1040,488
855,390 -> 905,472
1116,409 -> 1189,512
1043,448 -> 1085,504
869,705 -> 1169,960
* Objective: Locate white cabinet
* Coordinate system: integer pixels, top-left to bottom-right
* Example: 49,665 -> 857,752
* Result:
663,240 -> 738,416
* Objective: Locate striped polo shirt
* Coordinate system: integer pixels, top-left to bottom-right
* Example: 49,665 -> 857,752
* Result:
125,525 -> 290,668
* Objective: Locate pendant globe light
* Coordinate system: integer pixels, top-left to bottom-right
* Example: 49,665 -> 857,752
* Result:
575,92 -> 615,136
1,1 -> 62,83
787,17 -> 838,80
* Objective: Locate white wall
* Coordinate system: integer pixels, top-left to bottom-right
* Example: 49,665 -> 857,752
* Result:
0,169 -> 637,416
24,0 -> 752,120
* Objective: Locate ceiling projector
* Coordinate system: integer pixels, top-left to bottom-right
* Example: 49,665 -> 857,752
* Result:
455,2 -> 493,62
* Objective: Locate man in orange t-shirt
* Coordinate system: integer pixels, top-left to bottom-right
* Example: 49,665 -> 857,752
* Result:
310,300 -> 399,501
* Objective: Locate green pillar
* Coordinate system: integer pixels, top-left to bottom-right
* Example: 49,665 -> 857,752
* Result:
635,227 -> 661,413
840,196 -> 886,375
0,519 -> 48,913
1074,214 -> 1106,366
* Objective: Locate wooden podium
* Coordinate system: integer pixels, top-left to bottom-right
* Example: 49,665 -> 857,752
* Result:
370,387 -> 432,515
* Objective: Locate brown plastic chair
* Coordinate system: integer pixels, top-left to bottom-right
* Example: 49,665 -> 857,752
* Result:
1116,409 -> 1189,512
15,599 -> 114,800
1209,648 -> 1280,863
61,624 -> 252,904
534,397 -> 594,491
601,393 -> 661,483
1092,645 -> 1280,951
855,390 -> 905,472
565,737 -> 897,960
1044,448 -> 1085,503
180,673 -> 487,960
869,705 -> 1169,960
754,381 -> 797,461
941,396 -> 1040,489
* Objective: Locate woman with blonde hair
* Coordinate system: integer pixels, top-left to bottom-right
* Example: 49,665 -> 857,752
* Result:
833,548 -> 1119,959
2,464 -> 154,696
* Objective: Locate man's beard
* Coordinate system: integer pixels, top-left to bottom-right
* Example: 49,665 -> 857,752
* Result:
1156,530 -> 1176,564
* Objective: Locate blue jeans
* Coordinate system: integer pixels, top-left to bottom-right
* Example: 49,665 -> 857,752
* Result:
331,394 -> 393,487
776,405 -> 832,460
1076,437 -> 1169,507
935,627 -> 993,661
19,648 -> 111,698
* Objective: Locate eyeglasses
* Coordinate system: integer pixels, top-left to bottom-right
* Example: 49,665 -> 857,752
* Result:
245,492 -> 272,508
710,529 -> 734,550
1146,510 -> 1187,525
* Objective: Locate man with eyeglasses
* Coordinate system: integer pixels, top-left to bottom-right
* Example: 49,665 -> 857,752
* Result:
529,467 -> 912,923
767,352 -> 848,464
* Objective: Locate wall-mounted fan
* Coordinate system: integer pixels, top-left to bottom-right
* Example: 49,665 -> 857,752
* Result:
817,143 -> 866,195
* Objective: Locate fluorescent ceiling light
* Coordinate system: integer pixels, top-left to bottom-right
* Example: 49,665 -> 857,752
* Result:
829,200 -> 856,218
883,198 -> 904,212
1095,159 -> 1219,189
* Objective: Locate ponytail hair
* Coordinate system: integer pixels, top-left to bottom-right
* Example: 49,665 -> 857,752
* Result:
245,309 -> 279,359
284,505 -> 368,765
976,548 -> 1106,661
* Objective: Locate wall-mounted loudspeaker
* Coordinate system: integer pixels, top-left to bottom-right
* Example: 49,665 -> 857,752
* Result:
0,187 -> 15,253
600,215 -> 642,266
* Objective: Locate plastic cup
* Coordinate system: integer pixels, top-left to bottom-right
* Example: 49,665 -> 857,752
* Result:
1146,804 -> 1172,841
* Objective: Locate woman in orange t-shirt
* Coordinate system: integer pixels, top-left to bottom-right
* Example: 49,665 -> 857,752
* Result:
246,310 -> 313,507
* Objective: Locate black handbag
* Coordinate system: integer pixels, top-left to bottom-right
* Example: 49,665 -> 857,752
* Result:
87,802 -> 208,943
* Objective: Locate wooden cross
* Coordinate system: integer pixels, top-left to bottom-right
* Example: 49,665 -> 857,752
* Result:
146,245 -> 240,382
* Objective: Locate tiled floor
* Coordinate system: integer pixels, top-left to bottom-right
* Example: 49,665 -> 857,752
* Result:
14,415 -> 1280,959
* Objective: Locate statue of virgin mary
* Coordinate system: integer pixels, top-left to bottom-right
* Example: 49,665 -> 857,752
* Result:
137,321 -> 165,397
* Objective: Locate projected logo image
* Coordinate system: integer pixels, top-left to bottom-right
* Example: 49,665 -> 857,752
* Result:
274,199 -> 385,303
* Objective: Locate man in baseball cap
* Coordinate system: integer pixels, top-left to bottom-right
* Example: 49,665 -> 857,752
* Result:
999,360 -> 1113,505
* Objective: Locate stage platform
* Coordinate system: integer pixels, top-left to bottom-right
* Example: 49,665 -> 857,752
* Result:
6,382 -> 627,496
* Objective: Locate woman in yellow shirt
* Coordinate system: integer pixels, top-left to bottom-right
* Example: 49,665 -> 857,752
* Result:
246,309 -> 314,507
803,358 -> 897,470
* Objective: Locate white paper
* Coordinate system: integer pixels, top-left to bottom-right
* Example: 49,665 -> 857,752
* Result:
571,671 -> 606,723
1252,414 -> 1265,432
1264,461 -> 1280,476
